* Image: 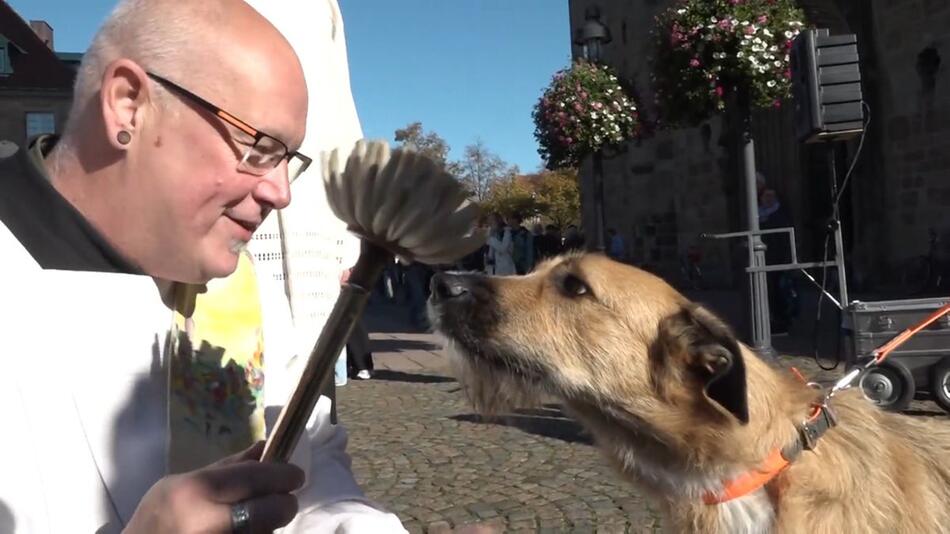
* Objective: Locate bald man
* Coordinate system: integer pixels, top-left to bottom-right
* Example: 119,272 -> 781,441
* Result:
0,0 -> 395,533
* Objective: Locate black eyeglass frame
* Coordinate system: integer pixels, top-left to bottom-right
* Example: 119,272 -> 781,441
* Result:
146,71 -> 311,182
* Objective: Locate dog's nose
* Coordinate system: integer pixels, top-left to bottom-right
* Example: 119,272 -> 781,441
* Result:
430,273 -> 472,301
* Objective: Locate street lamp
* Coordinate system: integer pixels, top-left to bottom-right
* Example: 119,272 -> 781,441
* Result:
574,7 -> 611,63
573,6 -> 611,253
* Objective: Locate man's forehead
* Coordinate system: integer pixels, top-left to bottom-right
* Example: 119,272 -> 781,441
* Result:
200,59 -> 306,148
193,12 -> 307,146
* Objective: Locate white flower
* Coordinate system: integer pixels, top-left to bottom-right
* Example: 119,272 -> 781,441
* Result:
677,8 -> 686,14
767,80 -> 776,87
741,20 -> 750,26
774,60 -> 782,67
559,102 -> 565,108
710,16 -> 717,23
763,29 -> 773,37
591,112 -> 598,119
737,51 -> 744,58
785,30 -> 794,38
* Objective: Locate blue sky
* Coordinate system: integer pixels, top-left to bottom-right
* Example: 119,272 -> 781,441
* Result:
9,0 -> 572,173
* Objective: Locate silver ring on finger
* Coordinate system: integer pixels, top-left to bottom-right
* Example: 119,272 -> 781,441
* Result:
230,501 -> 252,534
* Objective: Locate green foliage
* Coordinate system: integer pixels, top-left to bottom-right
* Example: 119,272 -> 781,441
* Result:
533,61 -> 640,170
653,0 -> 806,126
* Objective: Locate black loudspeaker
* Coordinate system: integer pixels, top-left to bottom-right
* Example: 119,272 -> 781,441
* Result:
790,29 -> 865,143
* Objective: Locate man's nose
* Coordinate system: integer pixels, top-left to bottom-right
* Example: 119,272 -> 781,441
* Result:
255,161 -> 292,209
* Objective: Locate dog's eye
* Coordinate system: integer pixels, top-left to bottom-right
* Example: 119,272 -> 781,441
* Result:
560,273 -> 590,297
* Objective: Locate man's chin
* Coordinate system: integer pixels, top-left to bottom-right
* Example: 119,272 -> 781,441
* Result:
198,249 -> 243,283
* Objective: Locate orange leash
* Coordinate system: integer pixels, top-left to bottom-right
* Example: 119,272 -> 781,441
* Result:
872,302 -> 950,364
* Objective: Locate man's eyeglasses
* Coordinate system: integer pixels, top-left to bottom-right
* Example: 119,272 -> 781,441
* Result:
146,72 -> 311,183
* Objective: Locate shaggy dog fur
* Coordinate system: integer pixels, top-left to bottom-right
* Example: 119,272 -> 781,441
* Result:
428,253 -> 950,534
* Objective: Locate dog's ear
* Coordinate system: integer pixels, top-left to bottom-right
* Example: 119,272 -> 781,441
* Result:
656,304 -> 749,424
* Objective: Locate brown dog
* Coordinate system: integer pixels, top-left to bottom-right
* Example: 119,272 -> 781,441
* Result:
428,253 -> 950,534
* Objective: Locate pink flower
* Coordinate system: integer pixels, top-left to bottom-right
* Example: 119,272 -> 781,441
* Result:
690,58 -> 701,68
784,69 -> 792,79
717,19 -> 733,30
785,39 -> 794,49
729,0 -> 743,4
579,91 -> 588,100
715,85 -> 724,97
670,32 -> 684,46
573,103 -> 583,112
773,99 -> 782,108
593,102 -> 604,110
757,15 -> 768,25
565,137 -> 573,145
745,25 -> 756,35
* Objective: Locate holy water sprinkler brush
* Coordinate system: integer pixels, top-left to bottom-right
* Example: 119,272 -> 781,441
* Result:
261,139 -> 485,462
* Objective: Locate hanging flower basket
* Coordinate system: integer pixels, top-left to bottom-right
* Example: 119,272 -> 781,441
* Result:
653,0 -> 807,126
533,60 -> 641,170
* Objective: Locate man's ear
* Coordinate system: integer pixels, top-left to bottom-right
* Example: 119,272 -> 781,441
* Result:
656,304 -> 749,424
100,59 -> 151,150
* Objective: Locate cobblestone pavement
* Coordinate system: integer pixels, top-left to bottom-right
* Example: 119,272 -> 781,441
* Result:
336,298 -> 947,534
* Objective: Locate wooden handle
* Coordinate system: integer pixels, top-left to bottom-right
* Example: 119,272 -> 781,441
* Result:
261,241 -> 391,462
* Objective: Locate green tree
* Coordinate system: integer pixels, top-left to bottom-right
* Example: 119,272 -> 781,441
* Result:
393,122 -> 451,168
450,139 -> 518,202
533,169 -> 580,228
482,177 -> 540,219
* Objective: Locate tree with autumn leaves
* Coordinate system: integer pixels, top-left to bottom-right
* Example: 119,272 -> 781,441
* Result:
393,122 -> 581,226
481,170 -> 581,228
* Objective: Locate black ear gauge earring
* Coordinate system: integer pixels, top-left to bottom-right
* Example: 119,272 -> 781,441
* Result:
117,130 -> 132,145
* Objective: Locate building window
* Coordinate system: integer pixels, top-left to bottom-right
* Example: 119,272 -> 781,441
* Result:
26,112 -> 56,140
0,38 -> 12,76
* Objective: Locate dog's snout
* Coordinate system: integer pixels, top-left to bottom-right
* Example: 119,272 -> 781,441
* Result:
431,273 -> 473,301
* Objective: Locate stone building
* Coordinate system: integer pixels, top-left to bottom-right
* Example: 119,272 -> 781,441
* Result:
0,2 -> 76,147
568,0 -> 950,294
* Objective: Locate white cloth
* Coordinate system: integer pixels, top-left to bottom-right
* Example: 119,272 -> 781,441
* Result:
0,219 -> 405,533
487,228 -> 516,275
244,0 -> 363,367
243,2 -> 407,531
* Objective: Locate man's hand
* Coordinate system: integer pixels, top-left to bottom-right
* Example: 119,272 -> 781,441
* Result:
340,268 -> 352,284
124,441 -> 305,534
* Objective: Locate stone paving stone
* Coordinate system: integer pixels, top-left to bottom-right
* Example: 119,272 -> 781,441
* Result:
425,521 -> 452,534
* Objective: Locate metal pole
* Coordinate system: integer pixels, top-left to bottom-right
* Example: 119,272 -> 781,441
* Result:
741,111 -> 775,358
828,144 -> 850,307
593,148 -> 607,252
